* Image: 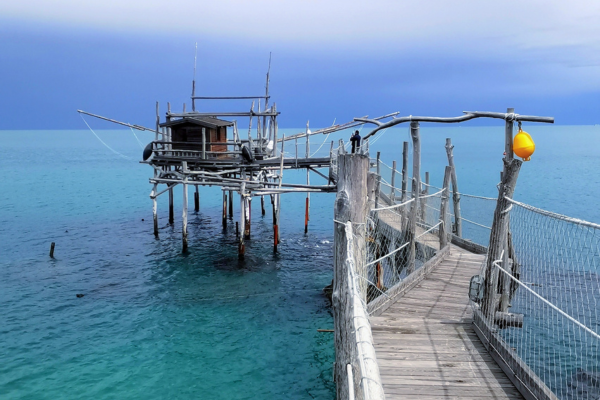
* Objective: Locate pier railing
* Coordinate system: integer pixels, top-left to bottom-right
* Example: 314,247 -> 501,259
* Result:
472,197 -> 600,400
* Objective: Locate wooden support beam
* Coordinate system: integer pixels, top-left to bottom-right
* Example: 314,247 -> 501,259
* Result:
483,158 -> 522,317
182,162 -> 188,252
407,122 -> 421,274
401,141 -> 408,202
49,242 -> 55,258
244,197 -> 251,239
333,153 -> 369,400
239,179 -> 246,258
228,189 -> 234,218
445,138 -> 462,237
439,166 -> 451,248
153,183 -> 159,237
261,195 -> 265,216
168,184 -> 174,224
420,171 -> 429,223
390,160 -> 397,203
222,191 -> 227,228
194,185 -> 200,212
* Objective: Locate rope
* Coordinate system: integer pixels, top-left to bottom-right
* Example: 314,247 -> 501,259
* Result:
371,197 -> 414,212
493,259 -> 600,340
505,196 -> 600,230
80,114 -> 132,160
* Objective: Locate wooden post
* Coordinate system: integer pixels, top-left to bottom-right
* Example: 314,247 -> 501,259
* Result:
49,242 -> 55,258
390,160 -> 397,203
305,170 -> 310,234
375,151 -> 381,209
168,184 -> 174,224
239,179 -> 246,258
401,141 -> 408,202
194,185 -> 200,212
272,193 -> 279,252
155,102 -> 160,142
202,127 -> 206,159
445,138 -> 462,237
152,183 -> 159,237
182,162 -> 189,252
244,197 -> 251,239
332,153 -> 369,400
505,107 -> 515,160
261,195 -> 265,216
222,191 -> 227,228
483,158 -> 522,318
367,172 -> 377,210
439,166 -> 451,248
420,172 -> 429,223
228,189 -> 234,218
406,122 -> 421,274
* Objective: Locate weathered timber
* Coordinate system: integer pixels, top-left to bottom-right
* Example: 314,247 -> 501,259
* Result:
194,186 -> 200,212
168,184 -> 174,224
420,171 -> 429,223
375,151 -> 381,209
49,242 -> 55,258
439,166 -> 451,248
406,122 -> 421,273
445,138 -> 462,237
182,162 -> 189,251
153,183 -> 159,237
482,158 -> 522,317
333,153 -> 369,400
401,141 -> 408,202
390,160 -> 397,203
239,179 -> 246,258
228,189 -> 234,218
222,191 -> 227,227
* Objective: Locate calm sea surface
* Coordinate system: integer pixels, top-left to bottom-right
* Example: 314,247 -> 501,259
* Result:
1,125 -> 599,399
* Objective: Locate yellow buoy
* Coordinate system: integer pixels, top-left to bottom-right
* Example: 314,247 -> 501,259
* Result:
513,129 -> 535,161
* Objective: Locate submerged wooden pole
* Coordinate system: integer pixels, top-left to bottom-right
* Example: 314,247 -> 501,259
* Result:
194,186 -> 200,212
244,198 -> 251,239
407,122 -> 421,274
305,170 -> 310,233
222,191 -> 227,228
445,138 -> 462,237
152,183 -> 159,237
239,180 -> 246,258
182,162 -> 189,252
272,193 -> 280,252
439,166 -> 451,248
228,189 -> 234,218
49,242 -> 55,258
261,195 -> 266,216
332,153 -> 369,400
168,184 -> 174,224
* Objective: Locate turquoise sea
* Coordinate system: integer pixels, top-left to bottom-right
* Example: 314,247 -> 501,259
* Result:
1,124 -> 599,399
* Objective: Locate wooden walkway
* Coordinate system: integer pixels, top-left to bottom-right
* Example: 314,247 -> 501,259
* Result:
370,245 -> 524,399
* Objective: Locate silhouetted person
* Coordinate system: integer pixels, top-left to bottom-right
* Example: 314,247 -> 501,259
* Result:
350,130 -> 361,154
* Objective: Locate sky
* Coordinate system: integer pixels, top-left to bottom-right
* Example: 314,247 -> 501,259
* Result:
1,0 -> 600,129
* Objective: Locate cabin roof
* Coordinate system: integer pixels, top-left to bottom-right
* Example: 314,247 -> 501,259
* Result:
160,116 -> 234,129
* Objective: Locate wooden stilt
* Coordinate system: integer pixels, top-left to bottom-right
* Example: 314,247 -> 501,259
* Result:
194,186 -> 199,212
305,168 -> 310,233
244,197 -> 251,239
236,221 -> 239,237
182,162 -> 189,252
228,190 -> 234,218
153,183 -> 159,237
239,180 -> 246,258
222,191 -> 227,228
168,184 -> 174,224
261,195 -> 265,216
49,242 -> 55,258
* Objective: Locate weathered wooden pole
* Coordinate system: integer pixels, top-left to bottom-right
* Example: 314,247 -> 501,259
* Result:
261,195 -> 265,216
194,185 -> 200,212
375,151 -> 381,208
332,153 -> 369,400
49,242 -> 55,258
222,191 -> 227,228
239,179 -> 246,258
272,193 -> 280,252
420,171 -> 429,223
244,197 -> 251,239
439,166 -> 452,248
182,162 -> 189,252
228,189 -> 234,218
406,122 -> 421,274
483,109 -> 521,318
168,184 -> 174,224
390,160 -> 397,203
401,141 -> 408,202
152,183 -> 159,237
201,127 -> 206,160
445,138 -> 462,237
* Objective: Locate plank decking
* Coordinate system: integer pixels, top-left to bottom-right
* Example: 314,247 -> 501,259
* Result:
370,245 -> 524,399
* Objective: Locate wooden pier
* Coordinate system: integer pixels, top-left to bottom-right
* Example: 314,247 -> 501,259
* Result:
370,245 -> 524,399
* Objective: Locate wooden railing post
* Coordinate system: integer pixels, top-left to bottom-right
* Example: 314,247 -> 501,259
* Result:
375,151 -> 381,209
483,111 -> 522,318
390,160 -> 397,203
406,122 -> 421,273
401,142 -> 408,202
439,166 -> 451,248
333,153 -> 368,400
445,138 -> 462,237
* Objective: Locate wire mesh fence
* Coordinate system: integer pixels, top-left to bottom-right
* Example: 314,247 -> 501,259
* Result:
473,197 -> 600,400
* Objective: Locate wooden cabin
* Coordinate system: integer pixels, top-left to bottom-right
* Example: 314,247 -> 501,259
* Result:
160,116 -> 233,157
